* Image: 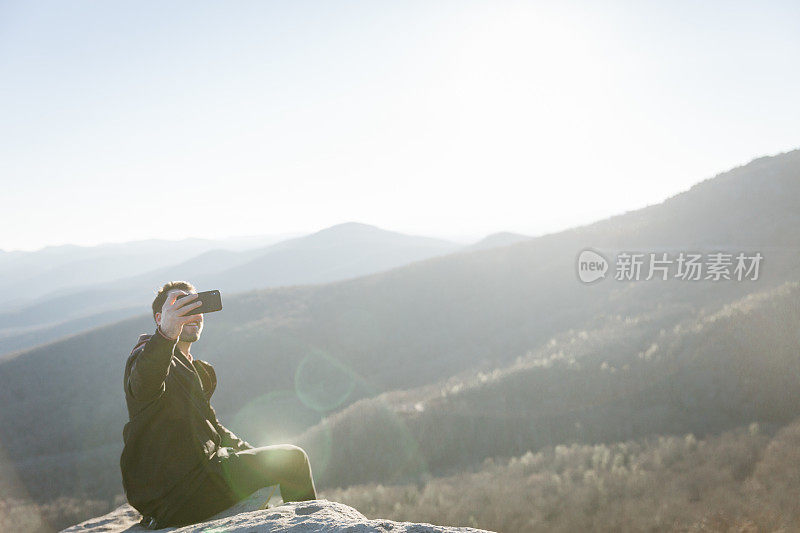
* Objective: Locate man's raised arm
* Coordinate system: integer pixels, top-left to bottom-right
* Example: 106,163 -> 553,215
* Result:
128,289 -> 203,402
128,327 -> 179,401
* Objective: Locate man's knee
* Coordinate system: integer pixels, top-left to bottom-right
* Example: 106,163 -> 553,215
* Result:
248,444 -> 310,477
286,445 -> 310,472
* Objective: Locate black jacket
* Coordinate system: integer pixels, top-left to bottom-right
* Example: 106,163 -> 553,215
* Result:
120,327 -> 252,521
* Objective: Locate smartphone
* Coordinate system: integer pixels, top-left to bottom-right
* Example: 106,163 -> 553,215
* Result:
177,290 -> 223,315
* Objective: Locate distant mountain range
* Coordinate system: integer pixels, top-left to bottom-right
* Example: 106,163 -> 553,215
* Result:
0,234 -> 291,308
0,149 -> 798,529
0,222 -> 468,357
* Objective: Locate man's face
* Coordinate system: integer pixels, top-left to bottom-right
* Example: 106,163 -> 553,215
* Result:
157,289 -> 204,342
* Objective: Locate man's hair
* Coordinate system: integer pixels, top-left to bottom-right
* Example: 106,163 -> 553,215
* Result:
152,281 -> 196,322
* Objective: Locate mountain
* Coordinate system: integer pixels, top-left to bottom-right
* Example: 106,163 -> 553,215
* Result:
204,222 -> 461,292
466,232 -> 530,251
0,223 -> 460,357
1,150 -> 798,531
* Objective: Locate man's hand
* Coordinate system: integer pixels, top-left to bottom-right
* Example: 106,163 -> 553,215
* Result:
159,290 -> 203,340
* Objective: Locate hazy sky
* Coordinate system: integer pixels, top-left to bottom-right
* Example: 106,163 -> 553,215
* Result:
1,0 -> 798,251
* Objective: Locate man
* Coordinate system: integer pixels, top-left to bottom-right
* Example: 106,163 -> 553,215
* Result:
120,281 -> 317,528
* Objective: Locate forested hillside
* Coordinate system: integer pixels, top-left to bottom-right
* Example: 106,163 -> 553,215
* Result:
297,282 -> 800,487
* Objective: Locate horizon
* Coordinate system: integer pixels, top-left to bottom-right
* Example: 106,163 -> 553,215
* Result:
1,146 -> 794,254
0,220 -> 479,253
2,1 -> 799,252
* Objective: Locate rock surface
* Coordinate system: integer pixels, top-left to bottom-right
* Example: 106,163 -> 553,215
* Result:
61,487 -> 492,532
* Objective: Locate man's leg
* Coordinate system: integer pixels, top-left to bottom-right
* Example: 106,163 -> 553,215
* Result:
218,444 -> 318,503
159,471 -> 240,527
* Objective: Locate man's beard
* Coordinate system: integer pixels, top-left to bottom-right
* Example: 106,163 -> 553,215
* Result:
180,329 -> 201,342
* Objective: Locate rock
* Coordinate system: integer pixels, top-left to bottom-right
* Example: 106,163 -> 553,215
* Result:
61,486 -> 492,532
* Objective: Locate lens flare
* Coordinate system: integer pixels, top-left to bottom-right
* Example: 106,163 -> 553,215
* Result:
231,390 -> 322,447
294,349 -> 356,413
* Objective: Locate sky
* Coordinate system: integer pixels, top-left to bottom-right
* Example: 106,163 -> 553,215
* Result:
1,0 -> 799,251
